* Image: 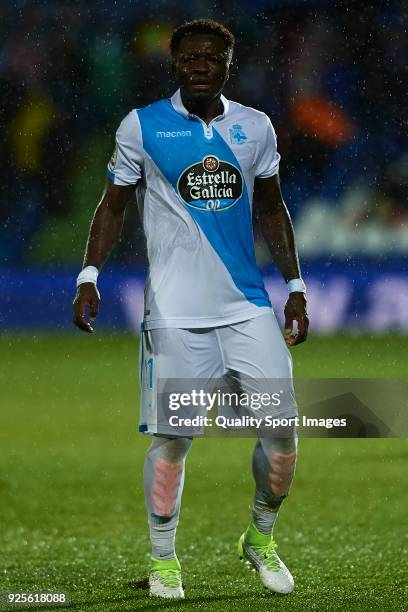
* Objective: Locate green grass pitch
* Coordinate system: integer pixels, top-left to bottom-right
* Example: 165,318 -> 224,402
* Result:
1,333 -> 407,611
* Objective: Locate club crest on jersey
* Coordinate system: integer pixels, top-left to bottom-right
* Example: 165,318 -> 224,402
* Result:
177,155 -> 243,212
203,155 -> 219,172
229,124 -> 247,145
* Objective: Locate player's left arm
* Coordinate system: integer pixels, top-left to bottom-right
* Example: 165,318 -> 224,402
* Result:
253,174 -> 309,345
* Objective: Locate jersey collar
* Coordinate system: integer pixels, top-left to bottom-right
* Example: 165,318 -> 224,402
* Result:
170,89 -> 230,120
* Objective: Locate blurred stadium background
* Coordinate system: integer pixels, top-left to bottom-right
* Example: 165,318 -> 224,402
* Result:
1,2 -> 407,610
1,0 -> 407,332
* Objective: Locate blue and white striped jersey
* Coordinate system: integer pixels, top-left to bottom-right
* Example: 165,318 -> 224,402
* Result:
107,89 -> 280,330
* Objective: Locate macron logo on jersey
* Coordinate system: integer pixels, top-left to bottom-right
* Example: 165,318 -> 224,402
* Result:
156,130 -> 192,138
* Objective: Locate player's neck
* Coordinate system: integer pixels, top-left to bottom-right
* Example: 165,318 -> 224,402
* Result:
180,91 -> 224,125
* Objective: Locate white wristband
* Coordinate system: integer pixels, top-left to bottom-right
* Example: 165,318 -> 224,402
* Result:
287,278 -> 306,294
76,265 -> 99,288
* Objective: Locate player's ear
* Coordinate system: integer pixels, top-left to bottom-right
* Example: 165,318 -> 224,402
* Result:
226,57 -> 235,81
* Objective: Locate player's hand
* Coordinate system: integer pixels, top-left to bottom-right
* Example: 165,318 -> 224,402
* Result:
72,283 -> 100,333
284,292 -> 309,346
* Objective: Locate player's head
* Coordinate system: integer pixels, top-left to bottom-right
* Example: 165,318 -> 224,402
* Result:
170,19 -> 235,104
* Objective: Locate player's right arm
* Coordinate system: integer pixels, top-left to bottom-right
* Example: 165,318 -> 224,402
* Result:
73,110 -> 143,333
72,180 -> 136,333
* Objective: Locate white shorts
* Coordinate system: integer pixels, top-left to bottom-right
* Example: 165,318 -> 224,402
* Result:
139,312 -> 297,436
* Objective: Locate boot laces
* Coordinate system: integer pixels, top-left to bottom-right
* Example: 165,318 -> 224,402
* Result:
154,568 -> 182,589
256,538 -> 280,572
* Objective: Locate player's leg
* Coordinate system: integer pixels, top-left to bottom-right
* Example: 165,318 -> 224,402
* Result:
144,435 -> 193,560
219,312 -> 297,593
144,434 -> 192,598
251,434 -> 297,537
239,433 -> 297,593
139,326 -> 222,598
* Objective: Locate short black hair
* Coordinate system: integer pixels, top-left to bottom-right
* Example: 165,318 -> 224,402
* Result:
170,19 -> 235,57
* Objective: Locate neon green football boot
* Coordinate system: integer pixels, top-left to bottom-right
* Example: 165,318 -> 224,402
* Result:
149,555 -> 184,599
238,522 -> 294,594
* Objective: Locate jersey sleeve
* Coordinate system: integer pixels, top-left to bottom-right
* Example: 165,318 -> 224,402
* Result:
107,111 -> 143,185
254,114 -> 281,179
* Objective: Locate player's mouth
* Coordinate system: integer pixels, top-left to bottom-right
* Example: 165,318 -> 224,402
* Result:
191,83 -> 212,91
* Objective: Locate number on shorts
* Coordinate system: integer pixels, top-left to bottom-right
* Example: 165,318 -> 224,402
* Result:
145,357 -> 153,389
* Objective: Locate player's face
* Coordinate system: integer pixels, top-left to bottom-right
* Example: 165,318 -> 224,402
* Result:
174,34 -> 231,104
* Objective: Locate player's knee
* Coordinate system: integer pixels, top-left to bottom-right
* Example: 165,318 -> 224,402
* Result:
163,436 -> 192,462
269,449 -> 297,497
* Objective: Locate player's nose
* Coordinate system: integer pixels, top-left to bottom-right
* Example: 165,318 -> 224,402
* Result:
190,58 -> 210,73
